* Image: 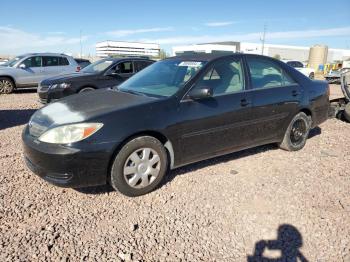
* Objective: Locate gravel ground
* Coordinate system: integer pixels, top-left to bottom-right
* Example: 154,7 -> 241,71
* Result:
0,90 -> 350,262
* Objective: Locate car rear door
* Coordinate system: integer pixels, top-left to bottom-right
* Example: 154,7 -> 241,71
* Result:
16,56 -> 44,86
134,60 -> 153,73
245,56 -> 302,144
41,56 -> 64,80
177,56 -> 256,164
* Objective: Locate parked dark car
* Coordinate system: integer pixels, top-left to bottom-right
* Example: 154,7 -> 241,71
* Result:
23,54 -> 330,196
37,57 -> 154,103
74,58 -> 91,69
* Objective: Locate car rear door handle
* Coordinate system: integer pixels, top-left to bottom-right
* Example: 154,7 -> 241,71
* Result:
292,90 -> 301,96
240,99 -> 250,107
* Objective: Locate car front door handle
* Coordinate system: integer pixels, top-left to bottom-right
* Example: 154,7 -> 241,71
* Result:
292,90 -> 301,96
240,99 -> 250,107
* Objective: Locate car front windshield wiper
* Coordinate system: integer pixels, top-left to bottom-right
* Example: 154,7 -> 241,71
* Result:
119,88 -> 147,96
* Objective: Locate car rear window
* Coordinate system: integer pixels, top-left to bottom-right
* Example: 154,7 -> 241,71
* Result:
59,57 -> 70,66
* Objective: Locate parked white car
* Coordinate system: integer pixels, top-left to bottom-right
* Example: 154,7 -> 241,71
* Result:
283,60 -> 315,79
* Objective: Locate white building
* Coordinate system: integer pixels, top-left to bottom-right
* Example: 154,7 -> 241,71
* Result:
172,42 -> 350,63
172,43 -> 237,56
96,41 -> 160,58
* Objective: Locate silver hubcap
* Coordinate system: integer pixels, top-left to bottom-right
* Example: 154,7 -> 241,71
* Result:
123,148 -> 161,189
80,87 -> 94,93
0,80 -> 13,93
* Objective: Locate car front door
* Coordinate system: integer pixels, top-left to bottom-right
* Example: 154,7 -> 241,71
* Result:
16,56 -> 43,86
246,56 -> 302,144
177,57 -> 256,164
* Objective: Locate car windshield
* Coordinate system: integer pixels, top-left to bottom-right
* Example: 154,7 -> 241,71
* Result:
3,56 -> 25,67
81,59 -> 114,73
118,59 -> 206,97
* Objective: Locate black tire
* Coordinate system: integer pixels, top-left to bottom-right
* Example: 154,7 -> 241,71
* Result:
0,77 -> 15,94
309,72 -> 315,79
110,136 -> 168,197
279,112 -> 311,151
79,87 -> 95,93
344,103 -> 350,122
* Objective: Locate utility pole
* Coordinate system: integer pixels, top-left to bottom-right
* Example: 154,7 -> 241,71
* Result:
260,24 -> 267,55
80,30 -> 83,58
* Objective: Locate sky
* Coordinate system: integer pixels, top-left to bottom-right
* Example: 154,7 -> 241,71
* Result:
0,0 -> 349,56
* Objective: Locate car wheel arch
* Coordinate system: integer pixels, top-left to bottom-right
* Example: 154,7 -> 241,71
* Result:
0,75 -> 16,87
300,108 -> 313,125
78,86 -> 96,92
107,131 -> 175,181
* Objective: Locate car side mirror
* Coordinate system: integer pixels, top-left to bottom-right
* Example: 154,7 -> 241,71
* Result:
188,86 -> 213,100
19,63 -> 26,69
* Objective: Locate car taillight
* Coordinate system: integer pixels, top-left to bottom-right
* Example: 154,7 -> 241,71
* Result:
76,66 -> 81,72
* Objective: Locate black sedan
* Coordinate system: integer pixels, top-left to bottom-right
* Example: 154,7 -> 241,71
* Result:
23,54 -> 330,197
37,57 -> 154,103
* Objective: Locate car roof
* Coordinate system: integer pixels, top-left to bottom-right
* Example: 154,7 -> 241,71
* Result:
166,53 -> 237,62
20,53 -> 72,57
100,57 -> 155,63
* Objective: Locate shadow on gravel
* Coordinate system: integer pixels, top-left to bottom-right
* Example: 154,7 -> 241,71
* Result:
74,184 -> 114,195
14,88 -> 37,93
247,224 -> 309,262
308,126 -> 322,139
0,109 -> 37,130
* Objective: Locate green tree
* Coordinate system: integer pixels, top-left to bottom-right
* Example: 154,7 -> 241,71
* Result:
159,49 -> 168,59
273,54 -> 281,60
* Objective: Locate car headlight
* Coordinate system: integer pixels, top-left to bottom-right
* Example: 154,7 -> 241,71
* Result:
38,123 -> 103,144
50,83 -> 71,89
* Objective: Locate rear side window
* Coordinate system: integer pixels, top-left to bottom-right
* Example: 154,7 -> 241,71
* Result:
247,57 -> 296,89
59,57 -> 70,66
43,56 -> 59,67
23,56 -> 42,67
135,61 -> 153,72
116,61 -> 134,74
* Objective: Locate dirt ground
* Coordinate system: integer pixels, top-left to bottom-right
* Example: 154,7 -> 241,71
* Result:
0,88 -> 349,262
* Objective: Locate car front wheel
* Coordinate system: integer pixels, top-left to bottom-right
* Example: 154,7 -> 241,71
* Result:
0,77 -> 15,94
110,136 -> 168,197
279,112 -> 311,151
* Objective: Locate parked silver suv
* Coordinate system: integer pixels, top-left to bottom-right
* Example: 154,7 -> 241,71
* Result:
0,53 -> 80,94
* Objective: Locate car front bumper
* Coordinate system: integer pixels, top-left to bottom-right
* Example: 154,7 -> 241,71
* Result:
22,126 -> 113,188
37,85 -> 75,104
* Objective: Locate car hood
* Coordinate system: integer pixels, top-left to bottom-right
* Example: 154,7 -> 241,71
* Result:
28,89 -> 156,137
41,72 -> 96,84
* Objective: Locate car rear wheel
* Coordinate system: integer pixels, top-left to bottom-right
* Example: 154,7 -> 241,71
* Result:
0,77 -> 15,94
279,112 -> 311,151
79,87 -> 95,93
110,136 -> 168,197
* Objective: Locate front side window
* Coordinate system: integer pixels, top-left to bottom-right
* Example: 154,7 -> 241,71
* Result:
82,59 -> 114,73
193,58 -> 245,96
118,59 -> 206,97
43,56 -> 59,67
247,57 -> 296,89
23,56 -> 42,68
